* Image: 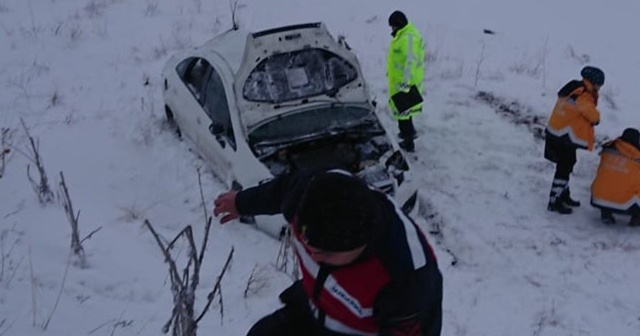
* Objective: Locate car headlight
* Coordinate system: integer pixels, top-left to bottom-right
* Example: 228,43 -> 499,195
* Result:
357,163 -> 394,195
385,150 -> 409,171
384,150 -> 408,186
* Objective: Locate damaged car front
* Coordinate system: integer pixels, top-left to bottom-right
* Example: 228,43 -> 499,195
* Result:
235,23 -> 418,219
248,103 -> 413,205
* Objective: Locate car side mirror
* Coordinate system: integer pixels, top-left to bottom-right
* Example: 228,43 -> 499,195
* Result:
370,93 -> 378,108
209,122 -> 226,148
209,122 -> 225,136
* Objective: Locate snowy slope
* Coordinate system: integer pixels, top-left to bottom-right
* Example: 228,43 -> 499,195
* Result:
1,0 -> 639,335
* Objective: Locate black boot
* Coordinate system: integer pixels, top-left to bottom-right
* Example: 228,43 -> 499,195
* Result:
600,210 -> 615,225
399,140 -> 415,152
397,132 -> 418,140
561,189 -> 580,207
547,200 -> 572,214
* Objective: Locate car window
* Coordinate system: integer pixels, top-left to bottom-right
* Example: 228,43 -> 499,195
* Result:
243,48 -> 358,103
203,68 -> 236,150
177,57 -> 211,102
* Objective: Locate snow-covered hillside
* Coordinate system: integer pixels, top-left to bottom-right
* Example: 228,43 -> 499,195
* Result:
1,0 -> 639,335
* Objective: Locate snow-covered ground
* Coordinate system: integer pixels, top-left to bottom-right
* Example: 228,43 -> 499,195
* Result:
1,0 -> 639,335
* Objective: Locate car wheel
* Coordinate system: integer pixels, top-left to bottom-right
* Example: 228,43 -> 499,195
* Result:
164,105 -> 182,138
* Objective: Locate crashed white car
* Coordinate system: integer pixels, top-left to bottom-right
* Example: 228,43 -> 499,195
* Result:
162,22 -> 417,238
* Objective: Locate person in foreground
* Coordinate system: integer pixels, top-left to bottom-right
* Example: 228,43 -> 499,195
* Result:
590,128 -> 640,226
213,169 -> 443,336
544,66 -> 604,214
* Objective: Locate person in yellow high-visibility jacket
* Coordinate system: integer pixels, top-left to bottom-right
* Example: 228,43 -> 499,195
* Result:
544,66 -> 604,214
387,11 -> 425,153
590,128 -> 640,226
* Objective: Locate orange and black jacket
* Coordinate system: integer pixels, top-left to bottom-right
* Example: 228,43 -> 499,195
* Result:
546,80 -> 600,150
591,138 -> 640,213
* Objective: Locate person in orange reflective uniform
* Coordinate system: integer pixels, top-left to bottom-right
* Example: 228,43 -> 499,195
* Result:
544,66 -> 604,214
590,128 -> 640,226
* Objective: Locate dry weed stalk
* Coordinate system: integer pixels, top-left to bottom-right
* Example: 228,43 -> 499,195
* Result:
42,252 -> 72,330
276,228 -> 298,280
145,218 -> 233,335
229,0 -> 239,30
244,264 -> 268,298
0,128 -> 11,179
19,118 -> 54,204
474,40 -> 486,88
58,172 -> 86,266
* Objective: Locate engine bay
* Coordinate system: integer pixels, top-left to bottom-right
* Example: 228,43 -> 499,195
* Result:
260,133 -> 388,172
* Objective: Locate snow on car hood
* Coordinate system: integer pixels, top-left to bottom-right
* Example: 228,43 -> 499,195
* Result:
233,22 -> 371,130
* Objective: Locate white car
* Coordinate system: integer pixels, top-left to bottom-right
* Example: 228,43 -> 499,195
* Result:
162,22 -> 418,238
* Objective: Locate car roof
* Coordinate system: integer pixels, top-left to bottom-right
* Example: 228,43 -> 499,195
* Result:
199,27 -> 248,75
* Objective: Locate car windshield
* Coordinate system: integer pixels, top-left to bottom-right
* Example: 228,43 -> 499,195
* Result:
243,48 -> 358,103
248,105 -> 375,145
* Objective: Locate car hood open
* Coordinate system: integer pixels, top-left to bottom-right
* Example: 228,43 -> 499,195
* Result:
233,22 -> 371,130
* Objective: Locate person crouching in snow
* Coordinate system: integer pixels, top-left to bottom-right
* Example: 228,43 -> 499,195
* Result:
545,66 -> 604,214
590,128 -> 640,226
213,169 -> 443,336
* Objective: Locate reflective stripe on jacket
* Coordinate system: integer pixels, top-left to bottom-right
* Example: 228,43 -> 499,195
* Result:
387,23 -> 425,120
545,80 -> 600,150
591,139 -> 640,212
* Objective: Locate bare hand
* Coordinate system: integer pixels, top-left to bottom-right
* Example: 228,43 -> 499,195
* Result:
213,191 -> 240,224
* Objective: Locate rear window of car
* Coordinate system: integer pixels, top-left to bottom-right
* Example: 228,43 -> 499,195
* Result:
243,48 -> 357,103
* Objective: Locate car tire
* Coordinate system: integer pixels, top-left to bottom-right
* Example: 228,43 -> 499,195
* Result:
164,105 -> 182,139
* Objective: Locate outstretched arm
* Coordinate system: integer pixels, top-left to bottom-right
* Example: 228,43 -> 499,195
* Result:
213,168 -> 324,224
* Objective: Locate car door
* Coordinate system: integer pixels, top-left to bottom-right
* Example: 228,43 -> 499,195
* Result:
198,61 -> 236,185
170,57 -> 212,147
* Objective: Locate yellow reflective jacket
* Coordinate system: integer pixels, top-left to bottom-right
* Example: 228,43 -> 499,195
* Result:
546,80 -> 600,150
387,23 -> 425,120
591,139 -> 640,212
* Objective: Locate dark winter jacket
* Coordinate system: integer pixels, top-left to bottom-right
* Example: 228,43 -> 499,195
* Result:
236,169 -> 443,336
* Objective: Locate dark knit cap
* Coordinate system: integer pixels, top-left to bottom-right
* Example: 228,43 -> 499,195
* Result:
621,128 -> 640,148
297,172 -> 378,252
581,66 -> 605,86
388,10 -> 408,29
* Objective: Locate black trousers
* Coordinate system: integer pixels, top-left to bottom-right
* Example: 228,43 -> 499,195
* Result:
421,266 -> 443,336
596,205 -> 640,216
544,138 -> 577,181
246,281 -> 314,336
246,305 -> 312,336
544,138 -> 577,202
398,118 -> 417,142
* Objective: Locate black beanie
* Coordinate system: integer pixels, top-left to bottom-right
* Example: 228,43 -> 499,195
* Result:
621,128 -> 640,149
297,172 -> 378,252
388,10 -> 408,29
580,66 -> 605,86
